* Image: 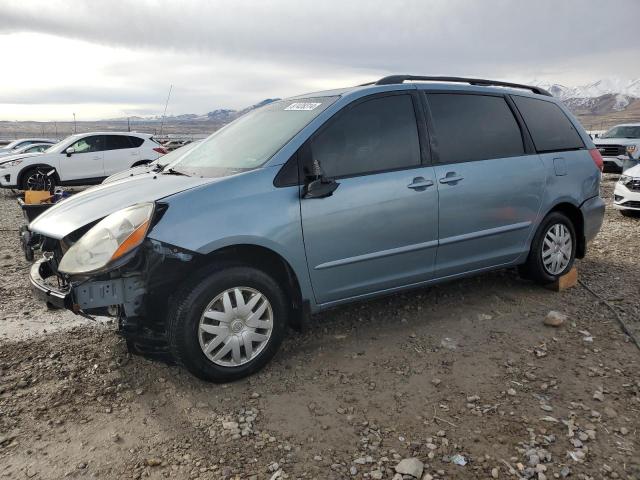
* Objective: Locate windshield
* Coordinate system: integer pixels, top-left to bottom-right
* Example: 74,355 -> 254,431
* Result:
167,97 -> 338,177
155,140 -> 201,166
44,134 -> 83,153
601,126 -> 640,139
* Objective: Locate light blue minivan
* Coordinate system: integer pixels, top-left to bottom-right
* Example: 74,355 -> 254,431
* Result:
28,76 -> 605,381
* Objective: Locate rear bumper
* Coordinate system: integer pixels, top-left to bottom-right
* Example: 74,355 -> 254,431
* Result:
580,195 -> 605,243
29,258 -> 72,309
602,156 -> 623,173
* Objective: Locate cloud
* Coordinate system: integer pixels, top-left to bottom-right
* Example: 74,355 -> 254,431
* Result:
0,0 -> 639,120
3,0 -> 640,72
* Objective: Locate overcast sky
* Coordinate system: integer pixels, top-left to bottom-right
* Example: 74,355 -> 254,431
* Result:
1,0 -> 639,121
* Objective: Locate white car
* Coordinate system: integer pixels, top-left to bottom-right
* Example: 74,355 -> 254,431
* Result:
0,138 -> 56,155
593,123 -> 640,173
0,132 -> 166,190
614,163 -> 640,217
0,142 -> 53,158
102,140 -> 201,184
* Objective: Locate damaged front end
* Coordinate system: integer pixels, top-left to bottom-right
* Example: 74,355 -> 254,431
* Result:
28,202 -> 198,354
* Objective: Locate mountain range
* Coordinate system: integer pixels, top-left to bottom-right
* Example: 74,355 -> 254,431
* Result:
105,78 -> 640,133
531,78 -> 640,128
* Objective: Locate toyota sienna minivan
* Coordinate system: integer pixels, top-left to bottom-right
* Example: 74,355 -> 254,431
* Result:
27,76 -> 605,382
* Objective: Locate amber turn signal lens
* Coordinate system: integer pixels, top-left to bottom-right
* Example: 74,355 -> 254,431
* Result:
111,219 -> 150,261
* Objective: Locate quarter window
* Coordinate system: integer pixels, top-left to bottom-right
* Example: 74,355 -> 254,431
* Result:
427,93 -> 525,163
129,136 -> 144,148
310,94 -> 421,178
512,96 -> 584,152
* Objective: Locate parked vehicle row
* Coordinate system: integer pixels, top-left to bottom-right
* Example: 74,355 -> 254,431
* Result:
0,142 -> 54,158
0,132 -> 167,190
25,76 -> 605,382
594,123 -> 640,173
0,138 -> 57,157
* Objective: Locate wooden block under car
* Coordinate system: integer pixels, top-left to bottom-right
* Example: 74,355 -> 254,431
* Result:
546,266 -> 578,292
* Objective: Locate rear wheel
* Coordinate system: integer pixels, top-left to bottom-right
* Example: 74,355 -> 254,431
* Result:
520,212 -> 576,285
167,265 -> 287,382
21,167 -> 56,191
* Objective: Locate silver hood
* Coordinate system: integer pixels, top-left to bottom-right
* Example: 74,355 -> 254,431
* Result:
29,172 -> 215,239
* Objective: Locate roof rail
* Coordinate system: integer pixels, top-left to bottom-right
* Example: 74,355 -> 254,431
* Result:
368,75 -> 552,96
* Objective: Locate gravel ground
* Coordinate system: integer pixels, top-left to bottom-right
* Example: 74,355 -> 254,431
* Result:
0,175 -> 638,480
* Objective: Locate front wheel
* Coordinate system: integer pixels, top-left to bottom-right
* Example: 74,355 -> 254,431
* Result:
520,212 -> 577,285
167,265 -> 288,382
21,167 -> 56,191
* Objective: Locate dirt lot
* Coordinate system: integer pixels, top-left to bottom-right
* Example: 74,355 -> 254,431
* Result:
1,176 -> 638,480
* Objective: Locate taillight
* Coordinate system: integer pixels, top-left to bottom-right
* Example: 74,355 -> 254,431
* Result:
589,148 -> 604,172
153,146 -> 168,155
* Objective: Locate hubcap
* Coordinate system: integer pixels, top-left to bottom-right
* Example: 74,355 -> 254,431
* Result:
541,223 -> 572,275
198,287 -> 273,367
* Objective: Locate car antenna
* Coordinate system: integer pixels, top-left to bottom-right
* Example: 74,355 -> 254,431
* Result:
159,84 -> 173,137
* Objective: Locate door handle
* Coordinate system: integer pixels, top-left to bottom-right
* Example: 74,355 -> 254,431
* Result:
407,177 -> 434,190
439,173 -> 464,184
92,156 -> 101,161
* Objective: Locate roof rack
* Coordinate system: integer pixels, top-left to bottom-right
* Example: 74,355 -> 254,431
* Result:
362,75 -> 552,96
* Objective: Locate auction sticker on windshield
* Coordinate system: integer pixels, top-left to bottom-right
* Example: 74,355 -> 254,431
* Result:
285,102 -> 322,111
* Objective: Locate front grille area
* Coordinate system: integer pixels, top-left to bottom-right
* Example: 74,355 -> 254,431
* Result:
621,200 -> 640,208
595,144 -> 626,156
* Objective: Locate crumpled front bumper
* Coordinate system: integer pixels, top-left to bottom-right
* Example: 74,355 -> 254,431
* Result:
29,257 -> 72,309
29,257 -> 145,315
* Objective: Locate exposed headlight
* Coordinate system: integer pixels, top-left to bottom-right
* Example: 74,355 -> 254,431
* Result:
58,203 -> 154,275
0,159 -> 23,168
626,145 -> 637,154
618,175 -> 633,186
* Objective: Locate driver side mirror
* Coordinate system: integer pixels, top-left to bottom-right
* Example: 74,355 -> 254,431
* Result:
302,158 -> 339,199
303,177 -> 339,199
65,147 -> 75,157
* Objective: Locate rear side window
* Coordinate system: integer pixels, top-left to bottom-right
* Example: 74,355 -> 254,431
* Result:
106,135 -> 134,150
310,94 -> 421,178
512,96 -> 584,152
427,93 -> 525,163
128,136 -> 144,147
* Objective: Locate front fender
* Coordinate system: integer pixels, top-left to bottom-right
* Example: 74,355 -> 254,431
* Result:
147,167 -> 315,306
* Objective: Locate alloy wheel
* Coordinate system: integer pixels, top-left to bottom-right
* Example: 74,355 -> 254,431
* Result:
541,223 -> 572,275
25,170 -> 53,191
198,287 -> 273,367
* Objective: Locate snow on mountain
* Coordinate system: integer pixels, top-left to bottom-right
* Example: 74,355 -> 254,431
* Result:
532,78 -> 640,100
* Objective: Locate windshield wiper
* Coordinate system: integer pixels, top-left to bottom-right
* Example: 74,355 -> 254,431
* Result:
162,168 -> 190,176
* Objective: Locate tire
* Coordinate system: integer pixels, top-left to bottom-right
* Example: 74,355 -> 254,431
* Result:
620,209 -> 640,218
20,167 -> 56,191
520,212 -> 577,285
167,264 -> 288,382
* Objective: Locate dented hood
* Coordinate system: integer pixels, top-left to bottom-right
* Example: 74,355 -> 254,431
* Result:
29,172 -> 215,239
